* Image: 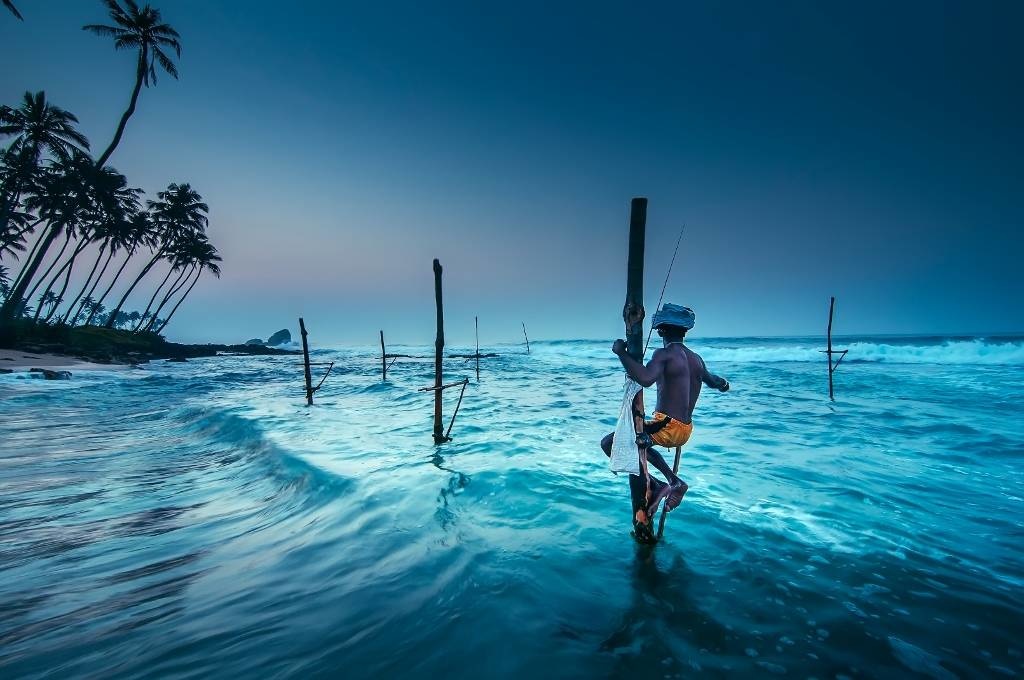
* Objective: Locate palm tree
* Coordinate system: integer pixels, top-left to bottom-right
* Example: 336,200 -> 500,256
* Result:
104,182 -> 206,328
58,166 -> 142,324
84,1 -> 181,167
0,91 -> 89,241
3,1 -> 23,20
86,209 -> 149,325
156,239 -> 219,334
142,231 -> 203,331
35,290 -> 61,322
0,264 -> 10,301
132,234 -> 189,331
1,152 -> 93,321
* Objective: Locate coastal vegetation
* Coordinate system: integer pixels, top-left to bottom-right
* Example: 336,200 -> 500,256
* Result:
0,1 -> 221,348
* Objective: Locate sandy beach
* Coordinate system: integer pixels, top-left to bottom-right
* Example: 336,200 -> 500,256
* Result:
0,348 -> 128,373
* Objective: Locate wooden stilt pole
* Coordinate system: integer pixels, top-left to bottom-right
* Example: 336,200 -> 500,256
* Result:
300,317 -> 313,406
475,316 -> 480,382
380,330 -> 387,381
522,322 -> 530,354
623,197 -> 654,542
433,259 -> 448,444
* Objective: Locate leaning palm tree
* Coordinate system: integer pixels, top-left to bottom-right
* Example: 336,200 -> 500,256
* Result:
0,91 -> 89,240
1,152 -> 94,322
58,165 -> 142,324
156,239 -> 220,334
3,1 -> 23,20
104,182 -> 206,328
86,208 -> 149,325
84,1 -> 181,167
0,264 -> 10,301
142,231 -> 205,332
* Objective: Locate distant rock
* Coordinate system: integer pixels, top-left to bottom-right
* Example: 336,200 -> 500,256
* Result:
244,338 -> 264,346
0,368 -> 12,374
267,329 -> 291,346
29,368 -> 72,380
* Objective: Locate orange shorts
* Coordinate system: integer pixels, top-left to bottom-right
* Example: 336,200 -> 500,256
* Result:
644,411 -> 693,448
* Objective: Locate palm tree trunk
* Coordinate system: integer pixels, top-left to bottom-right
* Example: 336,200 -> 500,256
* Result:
22,229 -> 73,308
104,246 -> 164,329
72,246 -> 115,326
61,242 -> 106,325
88,245 -> 135,325
155,267 -> 201,334
45,243 -> 86,323
9,220 -> 46,293
143,264 -> 191,331
96,47 -> 147,168
32,239 -> 88,323
1,223 -> 63,322
7,217 -> 45,289
132,265 -> 176,332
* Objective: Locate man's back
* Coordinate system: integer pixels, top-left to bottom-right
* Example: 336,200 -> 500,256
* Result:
652,344 -> 705,424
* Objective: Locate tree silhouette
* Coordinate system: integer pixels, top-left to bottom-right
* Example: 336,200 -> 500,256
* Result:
84,1 -> 180,167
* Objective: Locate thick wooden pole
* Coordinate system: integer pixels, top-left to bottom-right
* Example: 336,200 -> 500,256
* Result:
380,330 -> 387,381
625,198 -> 647,360
433,259 -> 447,444
624,197 -> 651,541
522,322 -> 530,354
299,317 -> 313,406
827,296 -> 835,400
475,316 -> 480,381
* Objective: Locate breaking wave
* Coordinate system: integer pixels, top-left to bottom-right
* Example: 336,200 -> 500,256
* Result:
699,339 -> 1024,365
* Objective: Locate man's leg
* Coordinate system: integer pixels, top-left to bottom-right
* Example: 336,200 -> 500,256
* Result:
646,446 -> 688,511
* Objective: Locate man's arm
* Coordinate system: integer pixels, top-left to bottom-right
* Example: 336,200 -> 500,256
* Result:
698,355 -> 730,392
612,340 -> 664,387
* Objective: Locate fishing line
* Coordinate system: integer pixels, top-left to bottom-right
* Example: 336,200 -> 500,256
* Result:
644,224 -> 686,354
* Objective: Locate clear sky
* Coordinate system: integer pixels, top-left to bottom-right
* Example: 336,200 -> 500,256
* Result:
3,1 -> 1022,345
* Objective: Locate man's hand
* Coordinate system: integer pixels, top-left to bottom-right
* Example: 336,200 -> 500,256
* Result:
612,339 -> 627,356
718,379 -> 730,393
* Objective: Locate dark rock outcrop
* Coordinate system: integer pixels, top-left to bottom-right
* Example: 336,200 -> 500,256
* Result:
29,368 -> 72,380
266,329 -> 291,346
244,338 -> 263,346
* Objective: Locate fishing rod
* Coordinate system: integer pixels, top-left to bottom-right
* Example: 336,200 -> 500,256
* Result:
643,224 -> 686,355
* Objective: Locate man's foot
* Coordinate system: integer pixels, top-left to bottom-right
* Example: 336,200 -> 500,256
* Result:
645,478 -> 672,519
665,479 -> 689,512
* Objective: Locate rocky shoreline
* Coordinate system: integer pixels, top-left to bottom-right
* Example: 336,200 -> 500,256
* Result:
0,323 -> 300,370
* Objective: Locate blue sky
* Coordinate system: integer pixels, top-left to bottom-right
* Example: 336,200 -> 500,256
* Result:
3,1 -> 1022,344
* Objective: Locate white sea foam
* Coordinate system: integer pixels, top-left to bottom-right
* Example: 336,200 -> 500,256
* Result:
700,339 -> 1024,365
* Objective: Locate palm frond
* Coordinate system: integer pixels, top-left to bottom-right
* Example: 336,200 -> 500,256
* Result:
3,0 -> 23,21
82,24 -> 127,37
153,47 -> 178,79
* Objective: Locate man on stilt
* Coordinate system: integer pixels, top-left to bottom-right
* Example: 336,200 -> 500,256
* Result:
601,304 -> 730,525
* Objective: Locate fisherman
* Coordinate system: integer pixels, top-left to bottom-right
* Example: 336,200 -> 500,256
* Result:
601,303 -> 730,520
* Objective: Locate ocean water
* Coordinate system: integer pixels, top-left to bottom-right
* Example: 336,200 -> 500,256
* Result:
1,335 -> 1022,679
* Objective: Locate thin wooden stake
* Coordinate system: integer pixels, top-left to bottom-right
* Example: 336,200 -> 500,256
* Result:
433,259 -> 448,444
827,297 -> 835,400
475,316 -> 480,381
299,317 -> 313,406
656,446 -> 682,540
380,330 -> 387,381
823,296 -> 848,400
522,321 -> 530,354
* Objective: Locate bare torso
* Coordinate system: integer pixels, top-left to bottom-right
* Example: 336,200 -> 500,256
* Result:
652,343 -> 705,423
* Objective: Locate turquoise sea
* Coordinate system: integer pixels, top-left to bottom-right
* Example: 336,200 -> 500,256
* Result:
1,335 -> 1022,678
